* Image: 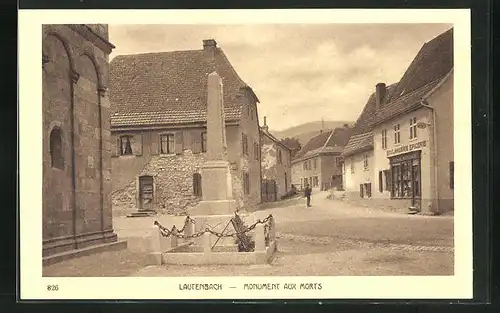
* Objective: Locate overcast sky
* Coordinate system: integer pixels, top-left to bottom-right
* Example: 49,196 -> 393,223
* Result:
108,24 -> 452,131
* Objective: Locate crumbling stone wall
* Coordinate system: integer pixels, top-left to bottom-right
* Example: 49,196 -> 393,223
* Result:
111,149 -> 248,215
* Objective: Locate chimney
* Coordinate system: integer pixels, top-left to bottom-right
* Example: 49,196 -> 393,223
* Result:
375,82 -> 386,109
203,39 -> 217,58
262,116 -> 269,132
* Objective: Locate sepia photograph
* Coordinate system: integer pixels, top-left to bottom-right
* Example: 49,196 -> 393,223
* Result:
19,9 -> 472,300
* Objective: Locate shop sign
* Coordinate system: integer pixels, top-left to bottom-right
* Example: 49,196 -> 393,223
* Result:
386,140 -> 427,157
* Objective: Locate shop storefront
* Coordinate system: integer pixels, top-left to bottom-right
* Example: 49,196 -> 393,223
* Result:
389,150 -> 422,209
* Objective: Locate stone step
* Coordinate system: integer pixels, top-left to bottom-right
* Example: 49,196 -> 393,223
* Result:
126,210 -> 156,218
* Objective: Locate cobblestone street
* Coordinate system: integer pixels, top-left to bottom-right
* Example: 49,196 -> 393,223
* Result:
43,192 -> 454,277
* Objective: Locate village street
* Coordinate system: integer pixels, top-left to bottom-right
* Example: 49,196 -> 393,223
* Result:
43,191 -> 454,277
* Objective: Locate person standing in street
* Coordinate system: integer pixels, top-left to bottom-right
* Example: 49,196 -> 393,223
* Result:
304,184 -> 312,207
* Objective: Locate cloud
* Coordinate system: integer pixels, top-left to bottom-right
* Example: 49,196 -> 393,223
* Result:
108,23 -> 452,131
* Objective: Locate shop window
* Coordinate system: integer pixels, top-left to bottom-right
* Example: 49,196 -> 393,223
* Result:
193,173 -> 202,197
381,129 -> 388,149
390,152 -> 421,199
394,124 -> 401,144
201,132 -> 207,153
120,135 -> 133,155
410,117 -> 418,139
50,127 -> 64,169
449,161 -> 454,190
160,134 -> 175,154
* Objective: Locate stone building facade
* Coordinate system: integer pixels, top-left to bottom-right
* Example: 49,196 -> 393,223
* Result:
42,24 -> 125,259
260,117 -> 292,201
341,28 -> 454,214
291,127 -> 352,191
109,40 -> 262,216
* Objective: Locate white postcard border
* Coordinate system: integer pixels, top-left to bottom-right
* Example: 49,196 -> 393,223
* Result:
18,9 -> 472,300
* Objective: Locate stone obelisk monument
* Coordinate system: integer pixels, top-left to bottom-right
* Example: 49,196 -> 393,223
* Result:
190,71 -> 237,216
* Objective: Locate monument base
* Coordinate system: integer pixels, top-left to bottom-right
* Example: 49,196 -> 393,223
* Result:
189,199 -> 237,216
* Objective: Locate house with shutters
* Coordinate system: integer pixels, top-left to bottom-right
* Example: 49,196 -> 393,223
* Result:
291,126 -> 352,191
109,39 -> 262,216
341,28 -> 454,214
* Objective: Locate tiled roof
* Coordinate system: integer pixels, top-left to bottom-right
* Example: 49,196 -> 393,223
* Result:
388,28 -> 453,104
293,127 -> 351,161
325,124 -> 353,148
371,79 -> 442,125
109,46 -> 257,127
293,131 -> 332,160
341,132 -> 374,157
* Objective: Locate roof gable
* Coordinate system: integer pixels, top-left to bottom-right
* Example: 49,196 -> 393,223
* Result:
109,46 -> 255,127
388,28 -> 453,103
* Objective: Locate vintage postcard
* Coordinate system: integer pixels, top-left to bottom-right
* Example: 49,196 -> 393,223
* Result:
19,9 -> 472,300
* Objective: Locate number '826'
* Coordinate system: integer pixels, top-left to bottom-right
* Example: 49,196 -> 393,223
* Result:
47,284 -> 59,291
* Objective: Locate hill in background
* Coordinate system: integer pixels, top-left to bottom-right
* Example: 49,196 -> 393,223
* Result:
270,120 -> 354,146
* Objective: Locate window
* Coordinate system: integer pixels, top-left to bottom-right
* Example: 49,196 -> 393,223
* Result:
242,133 -> 248,155
449,161 -> 454,190
359,184 -> 364,198
120,135 -> 133,155
201,132 -> 207,153
313,158 -> 317,170
378,171 -> 383,192
50,127 -> 64,169
193,173 -> 202,197
303,162 -> 307,170
313,176 -> 319,188
254,143 -> 259,160
410,117 -> 417,139
243,172 -> 250,195
394,124 -> 401,144
335,156 -> 342,167
381,129 -> 388,149
350,160 -> 355,173
278,149 -> 283,164
160,134 -> 175,154
363,153 -> 368,170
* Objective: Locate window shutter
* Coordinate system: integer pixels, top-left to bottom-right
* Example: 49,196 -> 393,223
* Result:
111,135 -> 118,157
175,131 -> 184,155
151,133 -> 159,155
379,171 -> 383,192
132,134 -> 143,156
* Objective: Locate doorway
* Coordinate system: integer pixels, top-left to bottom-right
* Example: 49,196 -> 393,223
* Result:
139,175 -> 154,211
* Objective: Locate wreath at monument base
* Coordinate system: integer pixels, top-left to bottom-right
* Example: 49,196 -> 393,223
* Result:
235,233 -> 255,252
